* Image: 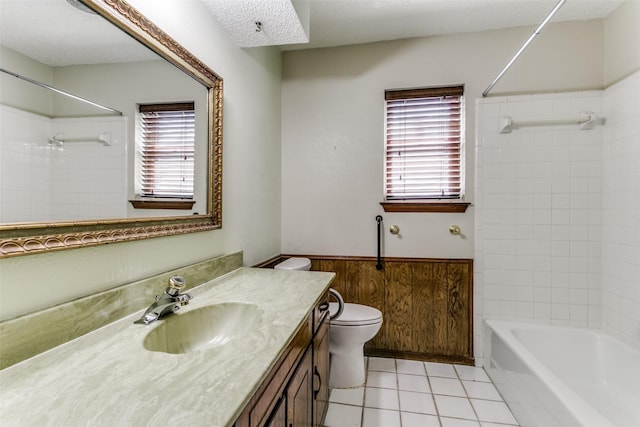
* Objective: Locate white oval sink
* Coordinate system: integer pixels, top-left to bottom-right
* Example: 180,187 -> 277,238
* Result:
143,302 -> 260,354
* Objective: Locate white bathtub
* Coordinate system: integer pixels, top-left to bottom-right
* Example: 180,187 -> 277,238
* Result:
484,320 -> 640,427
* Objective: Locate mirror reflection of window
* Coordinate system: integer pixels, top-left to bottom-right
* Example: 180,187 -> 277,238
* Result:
136,102 -> 195,201
0,0 -> 222,256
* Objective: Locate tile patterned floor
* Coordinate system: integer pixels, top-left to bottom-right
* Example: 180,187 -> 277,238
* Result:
324,357 -> 520,427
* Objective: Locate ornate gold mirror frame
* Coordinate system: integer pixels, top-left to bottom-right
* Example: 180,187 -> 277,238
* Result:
0,0 -> 223,258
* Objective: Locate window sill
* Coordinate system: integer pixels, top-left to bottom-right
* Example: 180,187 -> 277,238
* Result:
380,201 -> 471,213
129,199 -> 195,210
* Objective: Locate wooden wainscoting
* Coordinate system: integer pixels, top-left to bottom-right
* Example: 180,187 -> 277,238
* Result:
290,255 -> 473,365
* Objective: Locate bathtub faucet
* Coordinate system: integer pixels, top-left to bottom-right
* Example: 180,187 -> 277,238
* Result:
135,275 -> 192,325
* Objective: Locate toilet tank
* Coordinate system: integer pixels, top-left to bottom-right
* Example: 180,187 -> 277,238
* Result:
274,257 -> 311,271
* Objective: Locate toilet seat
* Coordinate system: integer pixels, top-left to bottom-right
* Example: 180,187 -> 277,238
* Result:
330,302 -> 382,326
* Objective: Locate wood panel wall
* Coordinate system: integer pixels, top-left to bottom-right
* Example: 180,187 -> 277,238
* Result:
265,255 -> 474,365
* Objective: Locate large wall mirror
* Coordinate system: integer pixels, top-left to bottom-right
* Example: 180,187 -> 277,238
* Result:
0,0 -> 223,257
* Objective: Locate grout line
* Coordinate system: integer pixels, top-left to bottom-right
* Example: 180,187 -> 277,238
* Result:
394,358 -> 402,427
360,357 -> 367,427
455,363 -> 481,423
331,358 -> 520,427
424,364 -> 442,422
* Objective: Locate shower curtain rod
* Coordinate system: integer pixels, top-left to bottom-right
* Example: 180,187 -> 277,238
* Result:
482,0 -> 567,97
0,67 -> 123,116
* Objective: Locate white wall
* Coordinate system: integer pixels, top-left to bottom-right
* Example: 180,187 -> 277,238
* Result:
604,0 -> 640,86
281,20 -> 604,259
0,46 -> 53,117
0,0 -> 283,320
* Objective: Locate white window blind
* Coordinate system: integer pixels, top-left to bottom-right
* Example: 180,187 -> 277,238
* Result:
137,102 -> 195,198
385,85 -> 464,200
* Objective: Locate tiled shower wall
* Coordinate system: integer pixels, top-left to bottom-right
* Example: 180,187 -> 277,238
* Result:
601,71 -> 640,349
49,116 -> 128,221
0,105 -> 127,222
474,71 -> 640,364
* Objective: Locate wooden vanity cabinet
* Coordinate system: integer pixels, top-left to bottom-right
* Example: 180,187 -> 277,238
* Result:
312,306 -> 330,427
235,291 -> 330,427
286,348 -> 313,426
263,396 -> 286,427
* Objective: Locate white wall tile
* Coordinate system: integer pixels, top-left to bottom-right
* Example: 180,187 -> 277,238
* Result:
601,71 -> 640,350
475,77 -> 640,360
1,107 -> 128,223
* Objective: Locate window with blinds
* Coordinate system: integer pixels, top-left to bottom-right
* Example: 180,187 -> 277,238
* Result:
384,85 -> 464,200
137,102 -> 195,199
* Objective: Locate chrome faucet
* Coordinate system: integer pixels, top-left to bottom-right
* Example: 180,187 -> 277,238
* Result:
135,275 -> 192,325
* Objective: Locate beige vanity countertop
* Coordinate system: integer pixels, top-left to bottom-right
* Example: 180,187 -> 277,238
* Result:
0,267 -> 334,427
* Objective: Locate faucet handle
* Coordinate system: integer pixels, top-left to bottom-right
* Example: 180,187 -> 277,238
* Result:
169,275 -> 185,288
169,275 -> 185,289
166,275 -> 186,297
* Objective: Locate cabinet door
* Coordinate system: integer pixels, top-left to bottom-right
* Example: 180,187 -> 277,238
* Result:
287,348 -> 313,427
264,396 -> 286,427
313,318 -> 330,427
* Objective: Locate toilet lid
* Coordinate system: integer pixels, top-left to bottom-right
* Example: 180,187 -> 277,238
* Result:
274,257 -> 311,270
330,302 -> 382,326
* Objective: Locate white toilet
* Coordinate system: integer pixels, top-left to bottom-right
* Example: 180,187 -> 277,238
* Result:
328,301 -> 382,388
274,257 -> 383,389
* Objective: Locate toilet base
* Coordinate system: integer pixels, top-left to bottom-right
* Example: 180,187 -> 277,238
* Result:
329,348 -> 366,389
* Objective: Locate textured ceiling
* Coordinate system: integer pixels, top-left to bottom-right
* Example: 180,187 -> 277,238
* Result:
201,0 -> 310,47
0,0 -> 625,66
281,0 -> 624,50
0,0 -> 157,67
